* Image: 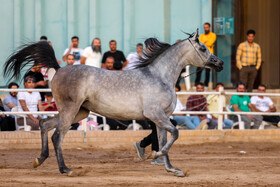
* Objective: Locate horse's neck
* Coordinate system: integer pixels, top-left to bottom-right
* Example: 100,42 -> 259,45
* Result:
149,43 -> 192,87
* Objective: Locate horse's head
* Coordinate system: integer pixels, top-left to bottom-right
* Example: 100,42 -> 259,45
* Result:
186,29 -> 223,72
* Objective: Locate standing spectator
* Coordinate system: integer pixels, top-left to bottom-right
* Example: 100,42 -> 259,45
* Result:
251,84 -> 280,127
230,82 -> 262,129
17,76 -> 44,130
236,29 -> 262,92
101,40 -> 127,69
62,36 -> 83,65
80,38 -> 102,68
207,83 -> 233,129
24,64 -> 48,101
40,40 -> 61,81
195,22 -> 216,88
66,54 -> 75,66
40,36 -> 48,41
3,82 -> 19,111
125,43 -> 143,70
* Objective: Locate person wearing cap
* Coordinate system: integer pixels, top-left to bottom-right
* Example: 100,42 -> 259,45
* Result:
17,76 -> 44,130
24,64 -> 48,101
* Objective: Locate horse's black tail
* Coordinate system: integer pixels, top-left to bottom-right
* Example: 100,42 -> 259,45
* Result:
3,41 -> 60,81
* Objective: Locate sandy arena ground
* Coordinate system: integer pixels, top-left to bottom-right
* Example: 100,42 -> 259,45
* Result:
0,141 -> 280,186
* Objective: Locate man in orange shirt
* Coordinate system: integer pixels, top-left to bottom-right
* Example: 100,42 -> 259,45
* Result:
195,22 -> 216,89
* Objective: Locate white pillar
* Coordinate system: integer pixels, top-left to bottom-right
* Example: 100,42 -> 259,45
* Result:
217,86 -> 224,130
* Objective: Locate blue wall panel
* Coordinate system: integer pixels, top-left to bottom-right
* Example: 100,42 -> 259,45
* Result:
0,0 -> 213,87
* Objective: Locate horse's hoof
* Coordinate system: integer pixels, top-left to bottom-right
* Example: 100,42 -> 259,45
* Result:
67,170 -> 76,177
33,158 -> 40,168
147,151 -> 157,159
175,170 -> 185,177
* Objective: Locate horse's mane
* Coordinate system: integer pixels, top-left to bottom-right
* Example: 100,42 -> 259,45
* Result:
133,38 -> 171,69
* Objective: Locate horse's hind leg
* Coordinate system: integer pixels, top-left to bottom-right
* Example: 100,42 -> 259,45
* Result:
34,116 -> 59,168
52,107 -> 89,175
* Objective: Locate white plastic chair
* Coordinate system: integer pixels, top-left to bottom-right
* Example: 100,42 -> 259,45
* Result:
11,107 -> 31,131
225,105 -> 245,130
226,105 -> 270,130
88,114 -> 110,131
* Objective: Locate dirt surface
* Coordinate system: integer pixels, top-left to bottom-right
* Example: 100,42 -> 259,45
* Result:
0,142 -> 280,186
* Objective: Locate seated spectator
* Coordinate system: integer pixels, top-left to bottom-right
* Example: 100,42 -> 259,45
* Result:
3,82 -> 19,111
186,82 -> 216,129
42,92 -> 57,111
0,99 -> 16,131
173,86 -> 200,129
230,82 -> 262,129
24,64 -> 48,101
17,76 -> 44,130
207,83 -> 233,129
66,54 -> 75,66
251,84 -> 280,127
104,56 -> 115,70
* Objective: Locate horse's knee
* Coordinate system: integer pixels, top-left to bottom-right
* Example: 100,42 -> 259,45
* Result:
40,116 -> 57,131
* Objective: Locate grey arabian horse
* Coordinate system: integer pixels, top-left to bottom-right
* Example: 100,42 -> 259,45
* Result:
4,29 -> 223,177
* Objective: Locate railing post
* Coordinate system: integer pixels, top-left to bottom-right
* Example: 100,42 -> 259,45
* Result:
218,86 -> 224,130
184,66 -> 191,91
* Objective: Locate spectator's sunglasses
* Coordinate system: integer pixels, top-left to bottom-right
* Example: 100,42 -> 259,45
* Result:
26,79 -> 36,83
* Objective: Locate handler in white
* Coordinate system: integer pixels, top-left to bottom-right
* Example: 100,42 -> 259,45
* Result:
17,76 -> 44,130
80,38 -> 102,68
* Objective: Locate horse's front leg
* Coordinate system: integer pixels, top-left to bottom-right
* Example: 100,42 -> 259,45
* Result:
144,109 -> 184,177
33,115 -> 59,168
156,126 -> 184,177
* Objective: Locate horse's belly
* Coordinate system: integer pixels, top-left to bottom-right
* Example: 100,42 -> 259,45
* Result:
83,99 -> 145,120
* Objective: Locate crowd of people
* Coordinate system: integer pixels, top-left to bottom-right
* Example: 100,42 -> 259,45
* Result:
0,22 -> 278,132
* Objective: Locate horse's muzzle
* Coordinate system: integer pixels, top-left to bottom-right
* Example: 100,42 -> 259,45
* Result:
205,55 -> 224,72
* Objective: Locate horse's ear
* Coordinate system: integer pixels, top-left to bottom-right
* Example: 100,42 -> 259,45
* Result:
193,28 -> 199,39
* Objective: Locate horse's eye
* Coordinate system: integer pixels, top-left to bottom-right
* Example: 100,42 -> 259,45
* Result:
199,45 -> 206,52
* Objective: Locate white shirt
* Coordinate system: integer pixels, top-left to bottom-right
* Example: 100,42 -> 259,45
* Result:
125,52 -> 141,70
251,96 -> 274,112
174,98 -> 184,112
63,48 -> 84,65
82,46 -> 102,68
17,92 -> 41,118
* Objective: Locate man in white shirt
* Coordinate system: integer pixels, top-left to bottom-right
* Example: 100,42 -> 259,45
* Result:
251,84 -> 280,127
125,43 -> 143,70
17,76 -> 44,130
80,38 -> 102,68
62,36 -> 83,65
